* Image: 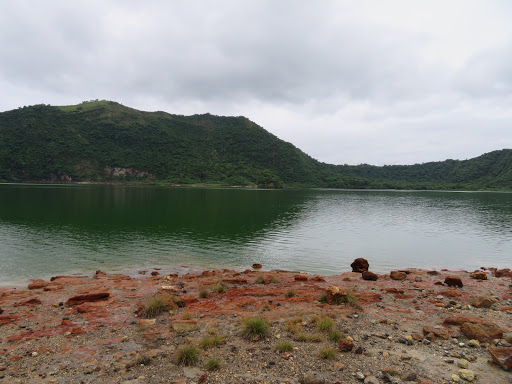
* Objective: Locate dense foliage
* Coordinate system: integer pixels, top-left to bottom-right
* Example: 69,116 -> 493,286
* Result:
0,101 -> 511,190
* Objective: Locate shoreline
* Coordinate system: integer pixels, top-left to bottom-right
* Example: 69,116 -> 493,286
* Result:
0,264 -> 511,383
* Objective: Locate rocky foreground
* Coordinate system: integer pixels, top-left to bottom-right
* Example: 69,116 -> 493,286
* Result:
0,263 -> 511,384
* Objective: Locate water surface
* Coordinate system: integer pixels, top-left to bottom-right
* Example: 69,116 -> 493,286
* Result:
0,184 -> 511,286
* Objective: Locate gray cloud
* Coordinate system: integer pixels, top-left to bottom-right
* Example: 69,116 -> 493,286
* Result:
1,0 -> 511,165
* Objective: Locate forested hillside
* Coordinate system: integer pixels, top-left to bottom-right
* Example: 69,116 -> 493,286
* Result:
0,100 -> 511,190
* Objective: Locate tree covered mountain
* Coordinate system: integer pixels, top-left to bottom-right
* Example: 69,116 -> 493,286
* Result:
0,100 -> 510,190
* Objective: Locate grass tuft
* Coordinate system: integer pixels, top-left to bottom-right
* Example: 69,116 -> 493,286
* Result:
285,289 -> 296,298
319,346 -> 336,359
199,289 -> 209,298
175,345 -> 200,366
211,280 -> 226,293
316,316 -> 334,332
328,329 -> 344,342
241,317 -> 270,341
255,275 -> 265,284
270,276 -> 280,284
200,336 -> 224,349
276,341 -> 294,352
205,357 -> 221,371
140,294 -> 174,318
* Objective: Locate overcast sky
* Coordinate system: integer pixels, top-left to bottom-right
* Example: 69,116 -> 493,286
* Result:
1,1 -> 511,165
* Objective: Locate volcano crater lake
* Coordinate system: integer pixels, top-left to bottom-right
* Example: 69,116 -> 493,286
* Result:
0,184 -> 511,286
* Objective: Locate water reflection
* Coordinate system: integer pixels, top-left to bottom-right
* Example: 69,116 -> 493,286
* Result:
0,185 -> 511,284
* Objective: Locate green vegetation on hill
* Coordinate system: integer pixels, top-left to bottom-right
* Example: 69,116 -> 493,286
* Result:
0,100 -> 511,190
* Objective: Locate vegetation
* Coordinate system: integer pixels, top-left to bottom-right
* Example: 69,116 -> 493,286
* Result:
205,357 -> 221,371
200,336 -> 224,349
240,317 -> 270,341
139,293 -> 175,318
175,345 -> 200,366
198,289 -> 209,298
276,341 -> 294,352
285,289 -> 296,298
1,100 -> 511,190
319,346 -> 337,359
328,329 -> 344,342
211,280 -> 226,293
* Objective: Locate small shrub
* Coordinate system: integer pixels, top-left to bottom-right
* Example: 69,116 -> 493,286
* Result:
205,356 -> 221,371
182,312 -> 194,320
175,345 -> 200,366
328,329 -> 344,342
211,280 -> 226,293
255,275 -> 265,284
141,295 -> 169,318
285,289 -> 296,298
285,321 -> 302,334
270,276 -> 280,284
316,316 -> 334,332
241,317 -> 270,341
319,294 -> 328,304
200,336 -> 224,349
199,289 -> 209,298
295,332 -> 322,343
276,341 -> 294,352
319,346 -> 336,359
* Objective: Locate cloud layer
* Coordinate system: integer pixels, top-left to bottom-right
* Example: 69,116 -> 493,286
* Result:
1,0 -> 511,165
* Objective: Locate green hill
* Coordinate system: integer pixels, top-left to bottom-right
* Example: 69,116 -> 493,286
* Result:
0,100 -> 511,190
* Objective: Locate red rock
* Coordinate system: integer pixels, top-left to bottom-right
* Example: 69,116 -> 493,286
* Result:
60,320 -> 74,327
0,314 -> 18,326
294,275 -> 308,281
460,322 -> 503,342
390,271 -> 407,280
427,270 -> 438,275
444,276 -> 463,288
383,288 -> 404,294
252,263 -> 262,270
150,271 -> 159,276
198,373 -> 208,384
494,268 -> 512,278
487,347 -> 512,371
28,279 -> 52,289
338,339 -> 354,351
71,327 -> 87,335
66,292 -> 110,306
501,306 -> 512,312
311,276 -> 326,282
350,258 -> 369,273
443,315 -> 488,326
422,326 -> 451,339
222,278 -> 248,284
362,271 -> 378,281
50,275 -> 88,282
470,296 -> 497,308
470,271 -> 487,280
14,297 -> 42,306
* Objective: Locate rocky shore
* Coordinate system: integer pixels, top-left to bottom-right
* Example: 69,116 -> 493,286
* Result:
0,263 -> 511,384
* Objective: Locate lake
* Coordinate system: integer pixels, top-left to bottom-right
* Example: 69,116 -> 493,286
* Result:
0,184 -> 511,286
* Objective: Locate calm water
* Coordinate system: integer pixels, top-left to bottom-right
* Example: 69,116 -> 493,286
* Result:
0,184 -> 511,286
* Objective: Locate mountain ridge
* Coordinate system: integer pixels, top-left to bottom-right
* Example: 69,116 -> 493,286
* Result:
0,100 -> 510,190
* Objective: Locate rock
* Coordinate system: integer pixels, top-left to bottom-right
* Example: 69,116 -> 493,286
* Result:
351,258 -> 369,273
294,275 -> 308,281
28,280 -> 52,289
355,372 -> 365,381
444,276 -> 463,288
338,339 -> 354,352
160,285 -> 179,292
460,322 -> 503,342
364,376 -> 380,384
326,285 -> 348,304
94,270 -> 107,278
182,366 -> 203,379
171,320 -> 198,332
150,271 -> 159,276
311,276 -> 326,282
362,271 -> 378,281
451,374 -> 460,382
401,371 -> 417,381
422,326 -> 450,339
457,359 -> 469,369
197,373 -> 207,384
427,270 -> 438,275
66,292 -> 110,306
0,308 -> 2,315
469,271 -> 487,280
14,298 -> 42,306
457,369 -> 474,381
487,347 -> 512,371
467,339 -> 480,348
252,264 -> 262,270
414,276 -> 422,282
390,271 -> 407,281
470,296 -> 496,308
494,268 -> 512,278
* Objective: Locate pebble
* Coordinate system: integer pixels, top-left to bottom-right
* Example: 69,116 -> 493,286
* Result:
451,374 -> 460,382
467,339 -> 479,348
458,369 -> 474,382
364,375 -> 380,384
355,372 -> 365,381
457,359 -> 468,369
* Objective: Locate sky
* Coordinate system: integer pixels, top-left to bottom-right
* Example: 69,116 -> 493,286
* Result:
1,0 -> 511,166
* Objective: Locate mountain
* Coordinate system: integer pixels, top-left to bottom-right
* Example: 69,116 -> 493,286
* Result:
0,100 -> 511,190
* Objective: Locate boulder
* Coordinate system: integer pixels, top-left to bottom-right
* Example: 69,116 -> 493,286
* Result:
494,268 -> 512,278
66,292 -> 110,306
362,271 -> 378,281
390,271 -> 407,281
470,271 -> 487,280
350,258 -> 369,273
252,263 -> 262,270
470,296 -> 497,308
294,275 -> 308,281
311,276 -> 326,282
460,321 -> 503,342
487,347 -> 512,371
444,276 -> 463,288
